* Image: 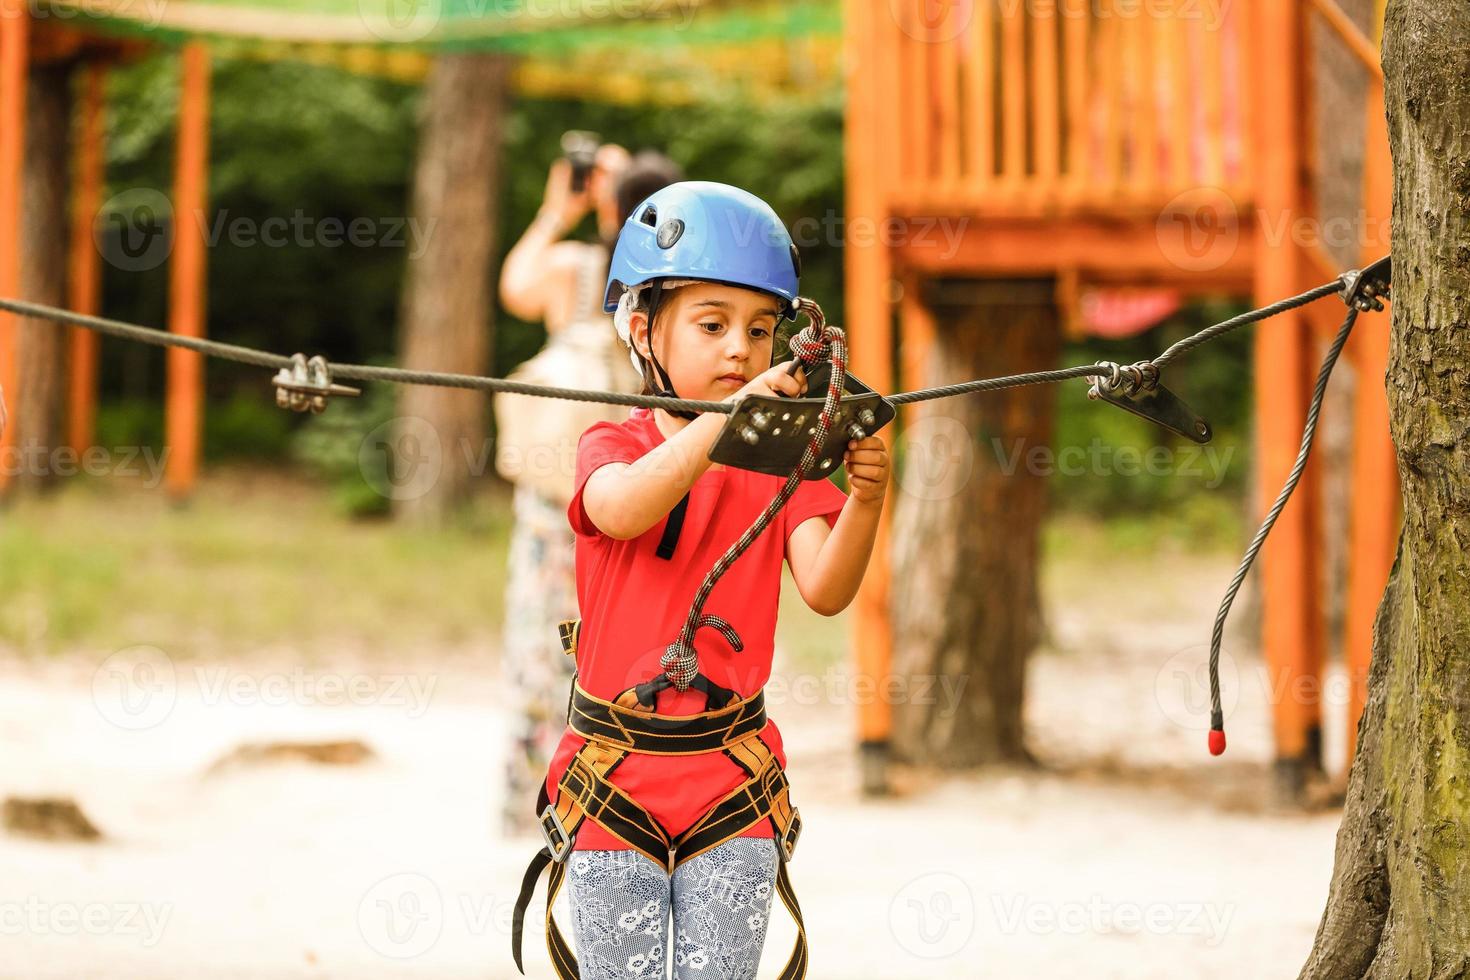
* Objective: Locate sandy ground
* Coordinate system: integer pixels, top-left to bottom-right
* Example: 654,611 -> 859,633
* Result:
0,546 -> 1348,979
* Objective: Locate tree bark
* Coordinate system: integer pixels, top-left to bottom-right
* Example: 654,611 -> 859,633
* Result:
888,281 -> 1060,767
392,53 -> 510,524
13,63 -> 71,495
1301,2 -> 1470,975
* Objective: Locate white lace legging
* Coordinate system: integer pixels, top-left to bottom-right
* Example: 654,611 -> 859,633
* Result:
565,837 -> 780,979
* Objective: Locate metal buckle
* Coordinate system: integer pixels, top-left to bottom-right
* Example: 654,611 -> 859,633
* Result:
778,807 -> 802,863
272,353 -> 360,414
539,805 -> 574,864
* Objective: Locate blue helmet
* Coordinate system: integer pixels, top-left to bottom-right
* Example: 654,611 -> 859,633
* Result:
604,181 -> 802,320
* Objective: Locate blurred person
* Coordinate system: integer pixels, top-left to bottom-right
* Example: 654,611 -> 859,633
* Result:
495,144 -> 683,838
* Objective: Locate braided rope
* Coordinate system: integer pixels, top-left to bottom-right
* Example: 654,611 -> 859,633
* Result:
661,296 -> 848,690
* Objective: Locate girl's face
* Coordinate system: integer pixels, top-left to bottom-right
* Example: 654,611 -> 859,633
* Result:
631,282 -> 782,403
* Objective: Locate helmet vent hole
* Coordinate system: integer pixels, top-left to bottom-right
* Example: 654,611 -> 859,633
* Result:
656,219 -> 685,249
640,205 -> 658,227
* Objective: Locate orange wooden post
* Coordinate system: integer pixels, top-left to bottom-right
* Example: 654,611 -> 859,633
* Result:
0,0 -> 27,494
1097,2 -> 1123,194
1250,0 -> 1321,791
165,42 -> 210,500
1000,3 -> 1026,184
844,0 -> 896,792
1125,2 -> 1157,195
67,61 -> 105,456
964,0 -> 994,185
1061,0 -> 1089,192
898,271 -> 936,432
1199,4 -> 1226,187
933,14 -> 960,194
1344,7 -> 1395,769
1030,0 -> 1060,184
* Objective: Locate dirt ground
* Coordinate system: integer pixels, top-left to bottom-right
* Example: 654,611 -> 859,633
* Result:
0,543 -> 1347,979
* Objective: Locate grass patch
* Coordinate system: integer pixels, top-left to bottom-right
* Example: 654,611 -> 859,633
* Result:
0,466 -> 512,659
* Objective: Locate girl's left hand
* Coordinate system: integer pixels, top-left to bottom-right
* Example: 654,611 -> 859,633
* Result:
843,435 -> 890,505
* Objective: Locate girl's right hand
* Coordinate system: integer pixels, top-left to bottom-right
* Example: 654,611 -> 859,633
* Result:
724,363 -> 807,404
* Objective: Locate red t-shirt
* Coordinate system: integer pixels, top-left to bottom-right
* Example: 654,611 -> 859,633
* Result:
547,406 -> 848,850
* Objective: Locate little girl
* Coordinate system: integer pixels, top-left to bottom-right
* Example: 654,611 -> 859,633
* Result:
512,182 -> 890,980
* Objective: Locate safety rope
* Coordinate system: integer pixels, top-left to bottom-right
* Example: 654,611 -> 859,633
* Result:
0,264 -> 1388,755
1204,304 -> 1360,754
660,297 -> 848,691
0,278 -> 1342,413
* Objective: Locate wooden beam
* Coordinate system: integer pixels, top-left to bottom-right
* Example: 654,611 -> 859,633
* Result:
890,213 -> 1256,287
67,61 -> 104,456
843,0 -> 895,754
1306,0 -> 1384,81
0,0 -> 27,493
165,43 -> 210,500
1250,0 -> 1320,774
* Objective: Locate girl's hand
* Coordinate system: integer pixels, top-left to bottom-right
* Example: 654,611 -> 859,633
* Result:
538,159 -> 592,234
843,435 -> 889,505
724,363 -> 807,403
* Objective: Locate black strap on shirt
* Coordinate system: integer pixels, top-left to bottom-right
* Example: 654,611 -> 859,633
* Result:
655,491 -> 690,559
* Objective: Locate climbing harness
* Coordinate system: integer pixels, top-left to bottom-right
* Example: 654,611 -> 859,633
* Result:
510,618 -> 808,980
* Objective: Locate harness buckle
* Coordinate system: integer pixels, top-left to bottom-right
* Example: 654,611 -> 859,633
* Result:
539,805 -> 574,864
778,807 -> 802,863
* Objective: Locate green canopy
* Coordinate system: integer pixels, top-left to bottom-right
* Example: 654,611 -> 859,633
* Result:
41,0 -> 839,52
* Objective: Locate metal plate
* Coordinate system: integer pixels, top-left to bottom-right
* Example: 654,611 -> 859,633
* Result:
1094,382 -> 1213,444
709,368 -> 896,478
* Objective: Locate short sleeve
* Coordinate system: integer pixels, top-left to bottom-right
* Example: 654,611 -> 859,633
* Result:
781,473 -> 849,541
567,422 -> 643,537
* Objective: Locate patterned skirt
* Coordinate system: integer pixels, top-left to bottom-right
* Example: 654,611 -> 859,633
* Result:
499,482 -> 580,838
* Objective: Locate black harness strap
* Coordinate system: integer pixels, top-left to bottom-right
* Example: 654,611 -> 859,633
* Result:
655,491 -> 690,559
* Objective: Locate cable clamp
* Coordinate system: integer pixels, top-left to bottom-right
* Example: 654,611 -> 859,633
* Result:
1338,255 -> 1392,313
273,354 -> 361,414
1087,360 -> 1211,444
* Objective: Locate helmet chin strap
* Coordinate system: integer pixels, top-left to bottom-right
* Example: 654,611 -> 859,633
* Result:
641,280 -> 701,422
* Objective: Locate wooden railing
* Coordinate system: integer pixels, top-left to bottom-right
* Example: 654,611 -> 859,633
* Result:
872,0 -> 1253,216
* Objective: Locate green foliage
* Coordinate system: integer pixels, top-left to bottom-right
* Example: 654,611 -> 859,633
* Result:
93,52 -> 1253,522
1049,298 -> 1254,518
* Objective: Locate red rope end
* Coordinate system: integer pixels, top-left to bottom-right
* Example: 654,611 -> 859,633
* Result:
1208,729 -> 1226,756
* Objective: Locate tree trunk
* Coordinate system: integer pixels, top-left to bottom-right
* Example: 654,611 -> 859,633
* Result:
1300,2 -> 1470,975
13,63 -> 71,495
392,53 -> 510,524
888,280 -> 1061,767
